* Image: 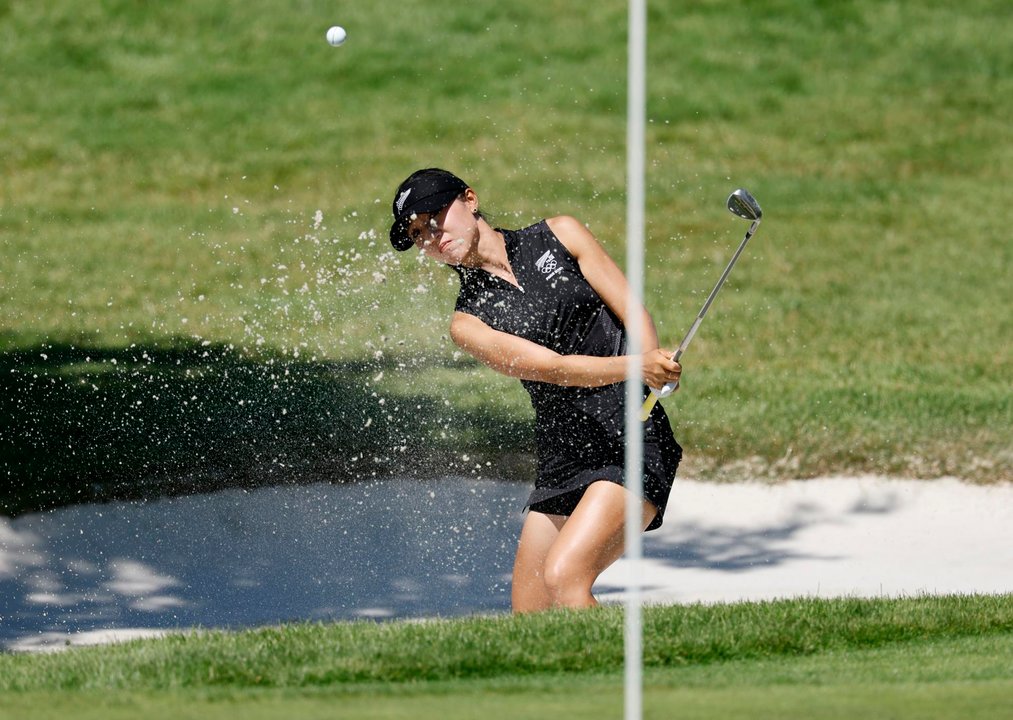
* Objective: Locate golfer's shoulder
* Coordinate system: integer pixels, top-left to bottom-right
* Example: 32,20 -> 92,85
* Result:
545,214 -> 586,237
545,215 -> 598,258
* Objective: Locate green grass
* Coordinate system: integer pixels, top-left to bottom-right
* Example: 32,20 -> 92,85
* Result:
2,0 -> 1012,507
2,596 -> 1011,719
3,7 -> 1009,717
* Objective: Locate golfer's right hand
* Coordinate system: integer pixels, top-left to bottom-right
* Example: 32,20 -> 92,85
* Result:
642,348 -> 682,391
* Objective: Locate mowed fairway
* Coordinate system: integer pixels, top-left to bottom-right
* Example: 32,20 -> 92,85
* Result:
1,597 -> 1011,719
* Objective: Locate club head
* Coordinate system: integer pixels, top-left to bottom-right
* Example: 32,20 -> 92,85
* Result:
727,188 -> 762,221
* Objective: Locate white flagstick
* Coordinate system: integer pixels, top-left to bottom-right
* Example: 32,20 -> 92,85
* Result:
624,1 -> 646,719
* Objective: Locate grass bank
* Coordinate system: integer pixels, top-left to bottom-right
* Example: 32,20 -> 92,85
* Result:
2,0 -> 1011,505
1,595 -> 1010,719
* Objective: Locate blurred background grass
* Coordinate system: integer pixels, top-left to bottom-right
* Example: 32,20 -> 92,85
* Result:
1,0 -> 1010,510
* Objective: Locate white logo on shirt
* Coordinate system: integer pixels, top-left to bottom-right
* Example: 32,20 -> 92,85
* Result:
535,250 -> 564,281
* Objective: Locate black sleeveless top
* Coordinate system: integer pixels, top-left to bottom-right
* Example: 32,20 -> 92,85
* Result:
454,220 -> 625,417
453,220 -> 680,530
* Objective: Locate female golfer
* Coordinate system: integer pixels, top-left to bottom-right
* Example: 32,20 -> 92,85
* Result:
389,168 -> 682,612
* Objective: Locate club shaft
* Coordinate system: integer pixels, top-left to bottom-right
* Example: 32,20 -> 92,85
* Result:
678,218 -> 759,354
639,218 -> 759,422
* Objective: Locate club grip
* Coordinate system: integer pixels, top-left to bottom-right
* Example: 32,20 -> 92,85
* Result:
639,380 -> 679,422
656,380 -> 679,398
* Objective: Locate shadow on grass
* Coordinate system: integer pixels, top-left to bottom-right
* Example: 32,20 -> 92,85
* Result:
1,338 -> 533,516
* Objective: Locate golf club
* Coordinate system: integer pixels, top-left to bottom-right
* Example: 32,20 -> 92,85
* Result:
639,188 -> 763,422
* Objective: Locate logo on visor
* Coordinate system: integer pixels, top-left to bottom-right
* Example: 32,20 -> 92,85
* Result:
396,189 -> 412,214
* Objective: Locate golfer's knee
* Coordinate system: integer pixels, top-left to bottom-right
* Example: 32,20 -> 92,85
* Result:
542,557 -> 593,606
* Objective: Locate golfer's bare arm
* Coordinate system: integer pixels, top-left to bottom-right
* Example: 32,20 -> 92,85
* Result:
451,312 -> 633,387
545,215 -> 660,353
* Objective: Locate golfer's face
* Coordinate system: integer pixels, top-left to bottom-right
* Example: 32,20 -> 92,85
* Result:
407,199 -> 472,263
407,211 -> 444,248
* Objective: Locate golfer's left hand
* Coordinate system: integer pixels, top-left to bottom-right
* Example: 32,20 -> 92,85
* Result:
642,348 -> 682,390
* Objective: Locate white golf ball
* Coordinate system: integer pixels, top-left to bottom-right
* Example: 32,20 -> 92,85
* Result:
326,26 -> 347,47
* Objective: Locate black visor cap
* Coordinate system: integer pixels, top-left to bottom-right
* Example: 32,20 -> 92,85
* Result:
389,168 -> 469,251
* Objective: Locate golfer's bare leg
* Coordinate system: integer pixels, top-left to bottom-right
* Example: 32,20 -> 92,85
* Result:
512,510 -> 566,613
542,480 -> 657,609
